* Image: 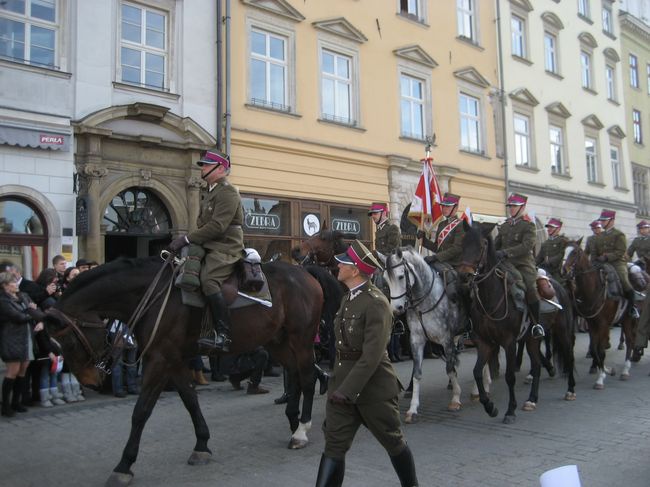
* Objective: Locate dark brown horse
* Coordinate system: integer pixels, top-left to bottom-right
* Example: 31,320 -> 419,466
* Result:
458,221 -> 575,423
291,227 -> 349,276
43,257 -> 323,487
562,240 -> 637,386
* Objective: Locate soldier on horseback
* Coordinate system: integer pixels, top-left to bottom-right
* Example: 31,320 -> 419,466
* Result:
627,220 -> 650,265
169,149 -> 245,352
368,202 -> 401,254
585,220 -> 603,259
494,193 -> 545,339
536,218 -> 569,282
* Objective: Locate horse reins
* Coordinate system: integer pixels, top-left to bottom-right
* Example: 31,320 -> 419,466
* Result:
563,253 -> 609,319
46,308 -> 107,369
463,240 -> 511,321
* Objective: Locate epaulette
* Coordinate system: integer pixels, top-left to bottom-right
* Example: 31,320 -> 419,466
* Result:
522,214 -> 534,223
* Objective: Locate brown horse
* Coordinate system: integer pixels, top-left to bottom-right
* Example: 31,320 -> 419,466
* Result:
291,227 -> 349,276
43,257 -> 323,487
562,239 -> 637,386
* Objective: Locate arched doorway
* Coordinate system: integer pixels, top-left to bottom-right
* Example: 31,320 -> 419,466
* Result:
0,197 -> 48,279
103,187 -> 172,261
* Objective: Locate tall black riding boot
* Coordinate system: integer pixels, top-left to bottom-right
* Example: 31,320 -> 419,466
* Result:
315,454 -> 345,487
1,378 -> 15,417
528,301 -> 545,339
390,445 -> 419,487
626,290 -> 640,318
11,376 -> 27,413
198,292 -> 232,352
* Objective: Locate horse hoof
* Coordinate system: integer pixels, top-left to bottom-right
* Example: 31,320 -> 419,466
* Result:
105,472 -> 134,487
522,401 -> 537,412
469,393 -> 480,402
405,413 -> 417,424
620,373 -> 630,381
502,415 -> 516,424
524,374 -> 533,385
564,392 -> 577,401
447,402 -> 462,412
488,407 -> 499,418
593,383 -> 604,390
187,450 -> 212,465
403,391 -> 413,399
288,438 -> 308,449
589,366 -> 597,375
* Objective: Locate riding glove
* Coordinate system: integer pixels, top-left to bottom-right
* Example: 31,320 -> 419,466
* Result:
416,230 -> 427,240
169,235 -> 190,252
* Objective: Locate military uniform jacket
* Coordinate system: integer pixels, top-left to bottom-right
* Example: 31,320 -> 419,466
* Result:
536,235 -> 569,276
494,216 -> 536,268
627,236 -> 650,261
331,281 -> 400,405
374,220 -> 401,255
594,228 -> 627,264
188,179 -> 244,261
585,235 -> 600,257
430,216 -> 465,266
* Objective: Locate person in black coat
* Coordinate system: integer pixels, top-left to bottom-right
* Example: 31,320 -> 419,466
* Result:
0,271 -> 43,417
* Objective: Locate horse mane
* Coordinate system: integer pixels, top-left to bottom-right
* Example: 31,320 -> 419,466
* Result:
304,264 -> 345,325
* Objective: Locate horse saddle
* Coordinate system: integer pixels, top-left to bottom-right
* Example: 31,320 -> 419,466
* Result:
596,263 -> 624,299
496,262 -> 527,313
431,261 -> 459,301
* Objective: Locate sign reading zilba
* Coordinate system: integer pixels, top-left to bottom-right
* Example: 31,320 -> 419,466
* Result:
40,134 -> 65,145
332,218 -> 360,234
245,213 -> 280,230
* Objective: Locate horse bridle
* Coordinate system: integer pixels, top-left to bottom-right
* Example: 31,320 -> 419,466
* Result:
385,255 -> 436,310
299,238 -> 336,268
562,246 -> 609,319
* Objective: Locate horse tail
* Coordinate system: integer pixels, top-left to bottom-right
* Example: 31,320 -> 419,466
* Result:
550,280 -> 576,375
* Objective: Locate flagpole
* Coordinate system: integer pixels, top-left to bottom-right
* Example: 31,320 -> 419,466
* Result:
418,136 -> 434,254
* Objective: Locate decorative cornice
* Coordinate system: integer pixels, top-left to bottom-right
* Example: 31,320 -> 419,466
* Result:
608,125 -> 626,138
509,0 -> 533,13
312,17 -> 367,43
453,67 -> 491,88
393,45 -> 438,68
620,12 -> 650,42
603,47 -> 620,62
545,102 -> 571,118
578,32 -> 598,48
240,0 -> 305,22
582,114 -> 604,130
509,88 -> 539,107
541,11 -> 564,30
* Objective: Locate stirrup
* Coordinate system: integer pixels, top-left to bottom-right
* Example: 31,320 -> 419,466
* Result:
531,323 -> 545,339
198,331 -> 231,352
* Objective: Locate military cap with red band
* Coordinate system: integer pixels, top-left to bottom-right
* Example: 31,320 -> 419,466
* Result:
197,149 -> 230,169
545,218 -> 562,228
598,209 -> 616,220
637,220 -> 650,229
335,240 -> 382,274
505,193 -> 528,206
589,220 -> 603,229
368,202 -> 389,215
441,193 -> 461,206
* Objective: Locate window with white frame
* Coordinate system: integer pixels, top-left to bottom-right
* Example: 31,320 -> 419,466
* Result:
399,0 -> 425,22
459,93 -> 482,153
585,137 -> 598,182
321,48 -> 354,125
511,15 -> 526,58
0,0 -> 57,67
120,2 -> 167,90
544,32 -> 558,74
633,165 -> 650,216
602,1 -> 613,35
633,109 -> 643,144
605,64 -> 616,101
250,28 -> 287,110
581,51 -> 592,89
630,54 -> 639,88
550,125 -> 566,174
578,0 -> 591,18
610,145 -> 621,187
400,74 -> 425,140
457,0 -> 477,43
513,113 -> 531,166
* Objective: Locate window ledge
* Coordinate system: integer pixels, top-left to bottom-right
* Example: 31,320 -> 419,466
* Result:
631,86 -> 642,91
113,82 -> 181,100
551,171 -> 572,180
634,142 -> 645,148
545,70 -> 563,80
614,186 -> 630,193
318,118 -> 366,132
603,31 -> 616,41
588,181 -> 606,187
578,13 -> 594,25
245,103 -> 302,119
455,36 -> 484,51
396,12 -> 429,28
607,98 -> 620,106
459,148 -> 490,159
0,58 -> 71,79
399,135 -> 428,144
582,86 -> 598,96
515,164 -> 539,173
512,55 -> 533,66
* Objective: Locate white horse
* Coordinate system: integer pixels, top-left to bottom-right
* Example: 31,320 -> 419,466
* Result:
381,247 -> 477,422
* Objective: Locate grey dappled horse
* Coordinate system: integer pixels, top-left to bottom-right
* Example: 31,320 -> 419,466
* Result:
381,247 -> 467,422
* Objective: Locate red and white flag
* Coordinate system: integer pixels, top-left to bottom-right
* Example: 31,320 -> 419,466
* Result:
408,157 -> 443,228
462,206 -> 473,225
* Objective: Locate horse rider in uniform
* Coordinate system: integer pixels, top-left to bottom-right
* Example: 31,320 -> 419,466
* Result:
315,240 -> 418,487
627,220 -> 650,265
416,193 -> 465,269
585,220 -> 603,259
593,209 -> 639,318
494,193 -> 545,339
535,218 -> 569,283
169,149 -> 245,352
368,203 -> 401,255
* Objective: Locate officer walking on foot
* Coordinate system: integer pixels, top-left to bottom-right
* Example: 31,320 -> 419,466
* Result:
315,240 -> 418,487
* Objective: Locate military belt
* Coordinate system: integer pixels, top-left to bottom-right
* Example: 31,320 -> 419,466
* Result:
337,350 -> 362,361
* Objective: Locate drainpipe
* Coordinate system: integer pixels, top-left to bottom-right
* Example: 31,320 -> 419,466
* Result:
216,0 -> 223,150
225,0 -> 231,155
495,0 -> 509,203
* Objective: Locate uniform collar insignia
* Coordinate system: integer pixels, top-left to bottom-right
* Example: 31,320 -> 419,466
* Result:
349,289 -> 362,301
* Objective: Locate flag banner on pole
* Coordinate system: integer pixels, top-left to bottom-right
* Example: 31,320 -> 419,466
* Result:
408,157 -> 443,230
462,206 -> 473,225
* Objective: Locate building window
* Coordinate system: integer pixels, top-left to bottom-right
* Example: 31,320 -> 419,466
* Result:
321,49 -> 353,125
457,0 -> 477,43
459,93 -> 482,153
0,0 -> 57,67
585,137 -> 598,182
602,2 -> 613,35
630,54 -> 639,88
513,114 -> 531,167
400,74 -> 424,140
633,165 -> 650,216
120,2 -> 167,90
581,51 -> 592,89
511,15 -> 526,58
578,0 -> 591,18
550,125 -> 565,174
544,32 -> 558,74
605,64 -> 616,101
633,109 -> 643,144
610,145 -> 621,188
250,29 -> 287,110
399,0 -> 425,22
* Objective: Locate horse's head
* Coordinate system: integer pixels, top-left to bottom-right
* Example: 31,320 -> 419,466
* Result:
458,220 -> 495,279
291,229 -> 349,268
383,247 -> 424,315
561,237 -> 586,280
